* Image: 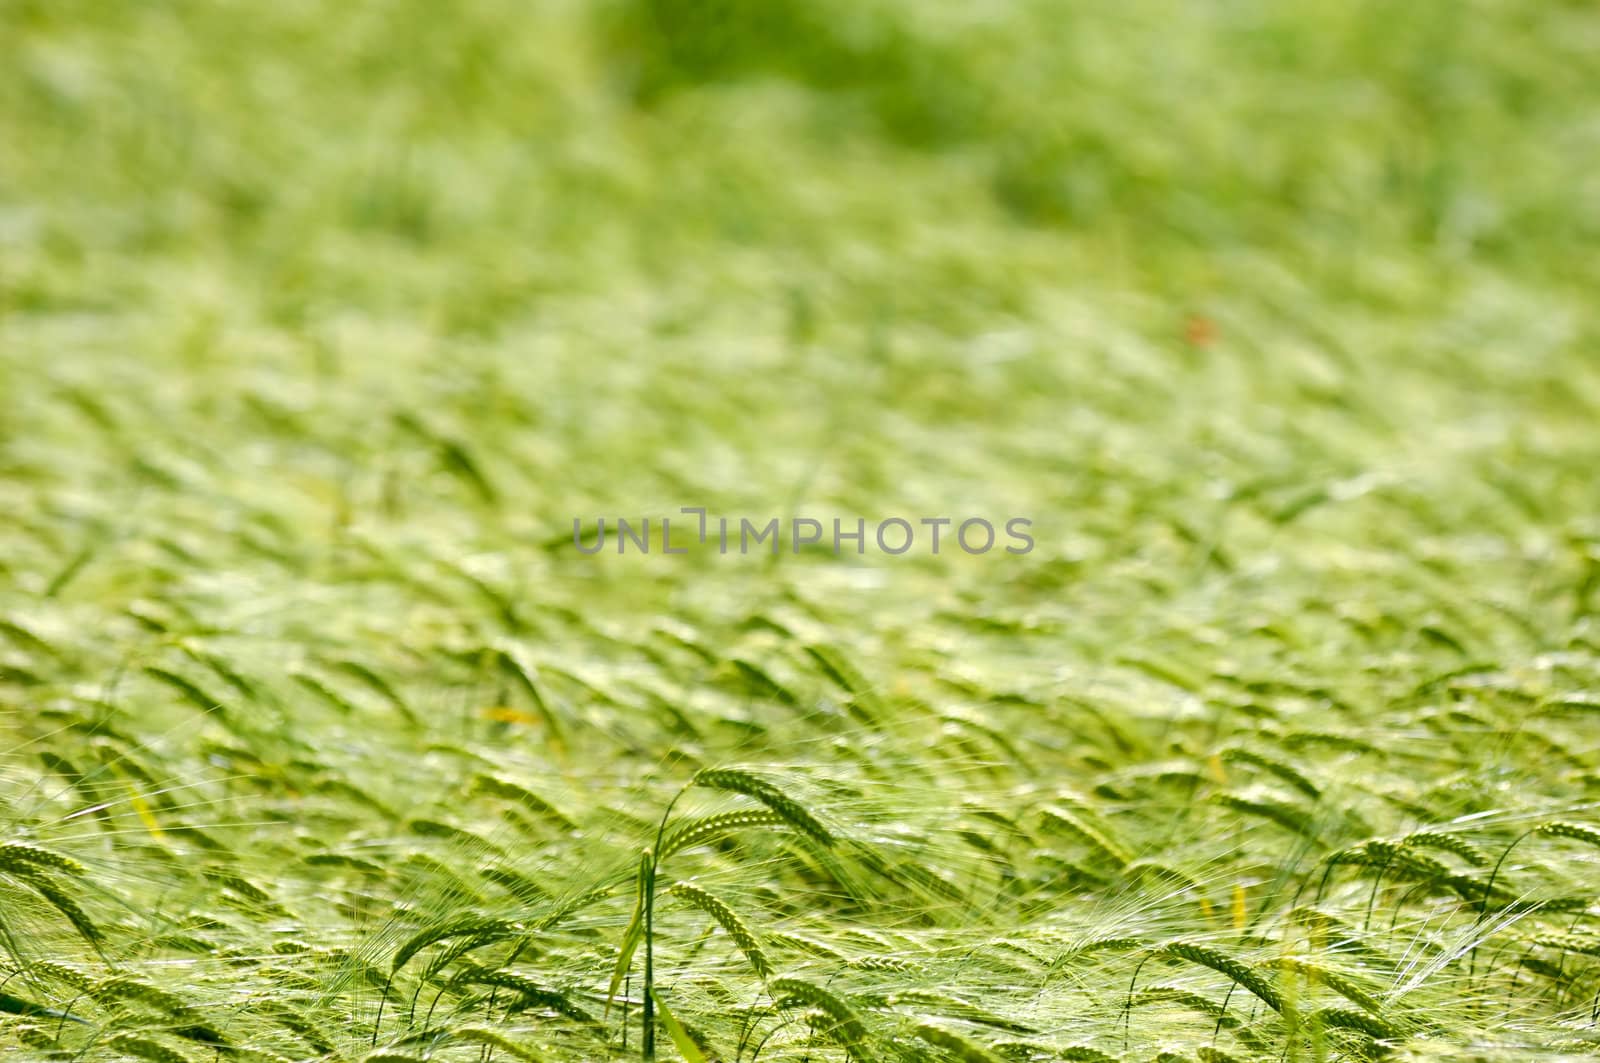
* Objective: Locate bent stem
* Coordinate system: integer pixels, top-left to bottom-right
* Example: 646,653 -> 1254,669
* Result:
1468,827 -> 1538,1002
642,779 -> 695,1061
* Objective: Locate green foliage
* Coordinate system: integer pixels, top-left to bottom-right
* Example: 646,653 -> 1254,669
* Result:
2,1 -> 1599,1061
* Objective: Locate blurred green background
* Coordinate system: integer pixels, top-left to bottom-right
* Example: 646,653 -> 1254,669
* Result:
3,4 -> 1600,1058
4,0 -> 1598,630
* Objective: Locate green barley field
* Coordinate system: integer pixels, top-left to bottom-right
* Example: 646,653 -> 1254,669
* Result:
4,2 -> 1600,1060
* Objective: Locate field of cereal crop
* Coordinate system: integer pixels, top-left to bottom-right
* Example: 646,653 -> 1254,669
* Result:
4,2 -> 1600,1060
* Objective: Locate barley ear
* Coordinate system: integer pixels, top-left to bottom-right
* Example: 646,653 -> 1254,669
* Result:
911,1023 -> 1006,1063
692,768 -> 834,847
669,881 -> 770,978
452,1027 -> 548,1062
1311,1006 -> 1398,1039
770,976 -> 869,1054
659,809 -> 786,861
6,865 -> 103,951
107,1035 -> 195,1063
1161,942 -> 1283,1013
390,916 -> 522,975
1039,805 -> 1131,866
0,843 -> 87,877
1537,821 -> 1600,849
